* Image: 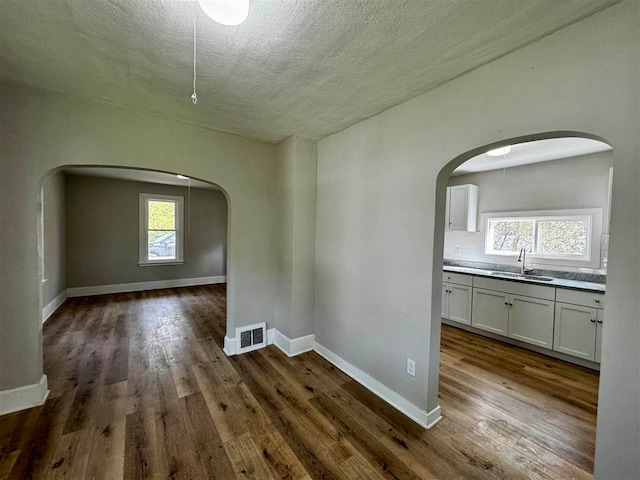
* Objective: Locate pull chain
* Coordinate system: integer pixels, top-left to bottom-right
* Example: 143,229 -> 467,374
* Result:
191,3 -> 198,105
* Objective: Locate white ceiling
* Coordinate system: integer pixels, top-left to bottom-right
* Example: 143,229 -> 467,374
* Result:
452,137 -> 612,175
0,0 -> 619,143
63,166 -> 219,190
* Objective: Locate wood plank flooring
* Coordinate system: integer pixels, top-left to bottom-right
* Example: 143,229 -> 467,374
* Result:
0,285 -> 599,479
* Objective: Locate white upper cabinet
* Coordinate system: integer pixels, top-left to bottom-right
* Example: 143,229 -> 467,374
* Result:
446,184 -> 478,232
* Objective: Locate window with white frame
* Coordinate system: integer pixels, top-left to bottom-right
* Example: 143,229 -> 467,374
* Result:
484,210 -> 601,263
139,193 -> 184,265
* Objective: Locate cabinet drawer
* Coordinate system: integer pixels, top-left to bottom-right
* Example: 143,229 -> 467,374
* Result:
556,288 -> 604,309
472,276 -> 555,301
442,272 -> 473,286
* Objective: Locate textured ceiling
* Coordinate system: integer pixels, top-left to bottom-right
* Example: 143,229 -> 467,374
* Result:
0,0 -> 619,143
453,137 -> 612,175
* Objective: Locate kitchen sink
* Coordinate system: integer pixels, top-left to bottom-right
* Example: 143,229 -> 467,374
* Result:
488,271 -> 554,282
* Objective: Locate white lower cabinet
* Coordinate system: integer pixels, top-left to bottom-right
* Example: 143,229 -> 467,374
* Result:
442,282 -> 472,325
595,309 -> 604,364
553,302 -> 598,361
472,288 -> 554,347
445,269 -> 605,365
508,295 -> 555,349
471,288 -> 509,335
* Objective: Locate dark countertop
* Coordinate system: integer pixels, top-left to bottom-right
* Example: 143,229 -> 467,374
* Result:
443,265 -> 606,293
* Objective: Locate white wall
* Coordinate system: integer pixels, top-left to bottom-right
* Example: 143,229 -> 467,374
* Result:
41,171 -> 66,306
315,2 -> 638,478
0,82 -> 279,396
445,152 -> 613,273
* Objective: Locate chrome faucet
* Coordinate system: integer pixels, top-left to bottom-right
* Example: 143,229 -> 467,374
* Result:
517,248 -> 534,275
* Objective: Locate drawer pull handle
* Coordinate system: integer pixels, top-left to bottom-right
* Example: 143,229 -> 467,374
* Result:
597,320 -> 603,324
590,319 -> 596,323
594,299 -> 600,303
504,302 -> 509,306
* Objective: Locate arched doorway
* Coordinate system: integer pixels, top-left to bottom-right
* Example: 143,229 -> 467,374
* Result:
429,131 -> 613,475
39,165 -> 232,342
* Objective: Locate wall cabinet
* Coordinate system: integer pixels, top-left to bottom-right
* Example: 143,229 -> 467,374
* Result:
554,302 -> 604,362
446,184 -> 478,232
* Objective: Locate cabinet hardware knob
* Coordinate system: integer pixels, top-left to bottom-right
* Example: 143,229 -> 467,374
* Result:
597,320 -> 603,324
504,302 -> 508,306
594,299 -> 600,303
590,319 -> 596,323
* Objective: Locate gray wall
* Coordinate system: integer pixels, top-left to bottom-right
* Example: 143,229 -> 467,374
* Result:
65,174 -> 227,287
444,152 -> 613,272
0,80 -> 279,398
42,171 -> 66,305
315,2 -> 638,478
275,136 -> 318,339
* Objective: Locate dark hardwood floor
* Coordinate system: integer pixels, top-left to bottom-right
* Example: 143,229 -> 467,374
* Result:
0,285 -> 599,479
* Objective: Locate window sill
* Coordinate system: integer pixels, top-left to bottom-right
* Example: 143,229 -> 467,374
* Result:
139,261 -> 185,267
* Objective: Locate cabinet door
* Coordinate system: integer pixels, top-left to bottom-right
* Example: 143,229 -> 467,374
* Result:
595,309 -> 604,364
448,284 -> 472,325
441,283 -> 449,319
448,186 -> 468,231
472,288 -> 509,335
508,295 -> 555,348
553,302 -> 597,361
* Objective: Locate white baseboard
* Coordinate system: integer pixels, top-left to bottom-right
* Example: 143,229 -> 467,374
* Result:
220,331 -> 441,429
0,375 -> 49,417
224,328 -> 314,358
273,330 -> 315,357
223,335 -> 237,356
313,342 -> 441,430
66,275 -> 226,297
42,290 -> 68,323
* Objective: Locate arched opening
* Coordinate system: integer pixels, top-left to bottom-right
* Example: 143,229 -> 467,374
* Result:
38,165 -> 233,384
430,131 -> 613,474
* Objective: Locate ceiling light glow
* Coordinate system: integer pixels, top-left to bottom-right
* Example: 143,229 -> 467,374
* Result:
197,0 -> 250,26
487,145 -> 512,157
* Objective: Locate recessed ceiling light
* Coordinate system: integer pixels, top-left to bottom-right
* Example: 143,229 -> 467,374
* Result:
198,0 -> 250,26
487,145 -> 512,157
177,174 -> 190,180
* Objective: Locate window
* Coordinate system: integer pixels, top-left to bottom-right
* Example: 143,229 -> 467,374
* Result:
139,194 -> 184,265
484,209 -> 601,263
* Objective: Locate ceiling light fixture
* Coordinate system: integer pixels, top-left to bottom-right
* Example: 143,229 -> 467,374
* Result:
487,145 -> 512,157
197,0 -> 250,26
177,174 -> 190,179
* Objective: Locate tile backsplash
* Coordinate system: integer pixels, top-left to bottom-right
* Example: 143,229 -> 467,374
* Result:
444,230 -> 608,275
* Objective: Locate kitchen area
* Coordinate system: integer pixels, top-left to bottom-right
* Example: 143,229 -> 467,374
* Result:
440,137 -> 612,369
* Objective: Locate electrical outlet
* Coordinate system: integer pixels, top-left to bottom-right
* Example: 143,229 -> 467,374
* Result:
406,358 -> 416,377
